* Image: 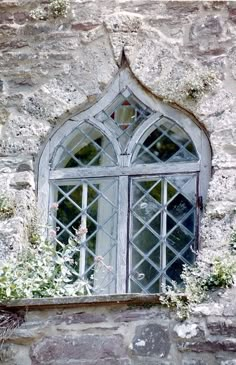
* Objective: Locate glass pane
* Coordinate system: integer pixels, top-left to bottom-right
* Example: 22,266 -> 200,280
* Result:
182,213 -> 195,233
183,246 -> 195,264
167,182 -> 177,202
132,180 -> 162,220
133,229 -> 159,253
168,227 -> 192,251
130,258 -> 159,291
166,259 -> 184,284
52,123 -> 117,169
149,214 -> 161,234
150,134 -> 180,161
168,194 -> 193,220
51,178 -> 118,294
148,278 -> 160,293
166,247 -> 176,264
111,102 -> 136,128
168,124 -> 190,145
132,117 -> 198,164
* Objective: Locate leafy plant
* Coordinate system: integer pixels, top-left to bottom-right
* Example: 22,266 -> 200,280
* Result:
29,7 -> 48,21
0,196 -> 15,220
159,67 -> 220,104
48,0 -> 71,18
183,70 -> 219,100
30,0 -> 71,21
0,237 -> 89,301
230,230 -> 236,252
160,249 -> 236,319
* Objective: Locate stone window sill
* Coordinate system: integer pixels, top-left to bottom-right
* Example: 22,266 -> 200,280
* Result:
0,294 -> 164,310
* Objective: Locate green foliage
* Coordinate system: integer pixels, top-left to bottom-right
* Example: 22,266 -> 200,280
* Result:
0,196 -> 15,219
30,0 -> 71,21
184,71 -> 219,100
230,230 -> 236,252
160,249 -> 236,319
48,0 -> 71,18
0,238 -> 88,301
207,257 -> 235,289
160,67 -> 220,104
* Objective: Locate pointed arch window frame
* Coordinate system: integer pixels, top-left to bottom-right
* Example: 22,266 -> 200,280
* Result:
37,69 -> 212,295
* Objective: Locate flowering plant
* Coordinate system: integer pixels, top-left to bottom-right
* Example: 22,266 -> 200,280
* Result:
0,236 -> 88,300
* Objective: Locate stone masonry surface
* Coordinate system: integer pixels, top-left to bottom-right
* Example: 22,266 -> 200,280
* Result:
1,287 -> 236,365
0,0 -> 236,363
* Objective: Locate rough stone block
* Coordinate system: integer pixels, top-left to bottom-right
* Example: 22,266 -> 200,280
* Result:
0,24 -> 17,38
189,15 -> 223,40
207,318 -> 236,336
173,322 -> 205,340
10,171 -> 35,189
114,308 -> 168,322
182,360 -> 209,365
72,22 -> 99,31
0,11 -> 14,24
165,1 -> 200,14
191,303 -> 224,317
104,12 -> 143,33
30,334 -> 127,364
178,339 -> 236,353
13,11 -> 28,24
130,324 -> 170,357
49,311 -> 107,325
16,160 -> 33,172
228,2 -> 236,23
130,358 -> 174,365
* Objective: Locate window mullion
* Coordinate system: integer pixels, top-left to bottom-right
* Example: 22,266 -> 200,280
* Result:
116,176 -> 129,293
79,183 -> 88,278
160,178 -> 168,291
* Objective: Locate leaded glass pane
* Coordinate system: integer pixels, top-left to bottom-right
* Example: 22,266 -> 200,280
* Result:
50,178 -> 118,294
132,117 -> 198,164
52,122 -> 117,169
129,174 -> 197,293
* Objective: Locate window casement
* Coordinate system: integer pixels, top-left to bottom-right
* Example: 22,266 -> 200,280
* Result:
38,70 -> 211,295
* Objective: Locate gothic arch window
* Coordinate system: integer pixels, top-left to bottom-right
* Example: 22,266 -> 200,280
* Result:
38,70 -> 211,295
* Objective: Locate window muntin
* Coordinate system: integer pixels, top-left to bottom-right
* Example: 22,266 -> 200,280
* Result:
39,75 -> 210,296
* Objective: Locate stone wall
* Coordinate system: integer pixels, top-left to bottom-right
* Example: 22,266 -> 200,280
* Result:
0,0 -> 236,257
1,288 -> 236,365
1,0 -> 236,363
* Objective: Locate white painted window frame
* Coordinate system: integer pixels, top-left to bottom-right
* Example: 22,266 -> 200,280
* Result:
37,69 -> 212,294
